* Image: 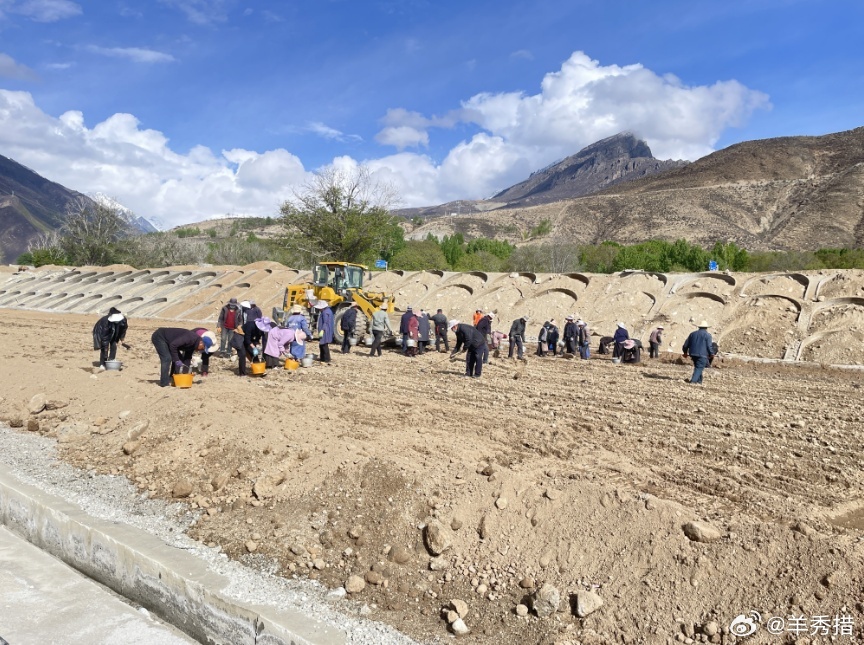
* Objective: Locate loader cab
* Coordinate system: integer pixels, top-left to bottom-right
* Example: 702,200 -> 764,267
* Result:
313,263 -> 365,294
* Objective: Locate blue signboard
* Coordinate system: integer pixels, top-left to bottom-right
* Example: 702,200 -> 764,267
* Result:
708,260 -> 718,271
374,259 -> 387,269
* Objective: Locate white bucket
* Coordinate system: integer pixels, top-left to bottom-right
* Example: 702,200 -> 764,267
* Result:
406,339 -> 417,347
301,356 -> 314,368
348,336 -> 358,346
364,336 -> 373,346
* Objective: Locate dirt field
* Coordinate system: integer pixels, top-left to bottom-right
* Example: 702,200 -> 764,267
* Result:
1,308 -> 863,644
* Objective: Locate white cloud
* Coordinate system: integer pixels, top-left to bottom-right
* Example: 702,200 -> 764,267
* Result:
0,89 -> 311,227
367,50 -> 770,204
375,125 -> 428,150
0,0 -> 81,22
86,46 -> 175,63
0,50 -> 770,228
306,121 -> 362,143
0,52 -> 38,80
510,49 -> 534,61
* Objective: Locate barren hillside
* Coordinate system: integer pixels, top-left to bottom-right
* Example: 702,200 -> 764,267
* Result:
410,127 -> 864,251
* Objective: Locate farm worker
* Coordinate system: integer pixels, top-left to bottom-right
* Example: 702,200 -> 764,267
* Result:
216,297 -> 242,357
399,306 -> 416,355
450,320 -> 487,378
547,319 -> 560,355
612,322 -> 629,358
417,310 -> 431,354
649,325 -> 664,358
264,325 -> 295,367
92,306 -> 128,369
315,299 -> 334,364
536,321 -> 550,357
406,310 -> 420,357
431,308 -> 450,352
369,304 -> 392,357
340,303 -> 359,354
507,315 -> 528,359
285,304 -> 312,360
577,320 -> 591,359
230,315 -> 267,376
151,328 -> 217,387
247,300 -> 263,321
472,309 -> 484,326
682,321 -> 715,385
563,315 -> 578,354
475,312 -> 493,364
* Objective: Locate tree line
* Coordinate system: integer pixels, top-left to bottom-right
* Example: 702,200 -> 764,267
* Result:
17,167 -> 864,274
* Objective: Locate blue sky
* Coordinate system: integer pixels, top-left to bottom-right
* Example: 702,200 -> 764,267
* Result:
0,0 -> 861,228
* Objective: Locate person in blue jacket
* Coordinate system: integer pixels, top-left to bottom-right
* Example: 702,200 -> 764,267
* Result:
682,321 -> 715,385
315,299 -> 334,364
612,322 -> 629,358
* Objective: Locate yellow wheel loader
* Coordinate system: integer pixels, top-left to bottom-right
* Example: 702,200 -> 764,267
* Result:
272,262 -> 396,343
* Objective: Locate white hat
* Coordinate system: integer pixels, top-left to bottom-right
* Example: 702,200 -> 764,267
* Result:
657,325 -> 665,329
107,313 -> 124,323
697,320 -> 710,328
617,322 -> 626,329
448,320 -> 459,329
240,300 -> 251,308
314,300 -> 329,310
290,304 -> 303,314
486,312 -> 495,319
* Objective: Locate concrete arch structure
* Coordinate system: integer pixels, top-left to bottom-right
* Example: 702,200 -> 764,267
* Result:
564,273 -> 591,288
740,273 -> 809,299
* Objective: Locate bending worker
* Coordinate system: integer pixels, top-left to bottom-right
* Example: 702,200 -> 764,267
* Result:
151,327 -> 217,387
449,320 -> 488,378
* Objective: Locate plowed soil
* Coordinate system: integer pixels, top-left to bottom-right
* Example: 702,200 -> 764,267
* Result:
2,309 -> 863,644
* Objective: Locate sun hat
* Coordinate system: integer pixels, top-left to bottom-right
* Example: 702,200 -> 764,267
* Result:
617,322 -> 626,329
487,312 -> 495,319
200,331 -> 218,353
255,317 -> 273,332
240,300 -> 251,308
249,300 -> 256,305
657,325 -> 665,329
229,297 -> 238,305
108,313 -> 124,323
290,304 -> 303,314
576,320 -> 585,326
623,339 -> 636,349
448,320 -> 460,329
406,305 -> 413,310
565,315 -> 574,321
314,300 -> 329,310
697,320 -> 710,328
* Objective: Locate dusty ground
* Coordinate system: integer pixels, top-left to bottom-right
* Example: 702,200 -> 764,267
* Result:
2,309 -> 864,645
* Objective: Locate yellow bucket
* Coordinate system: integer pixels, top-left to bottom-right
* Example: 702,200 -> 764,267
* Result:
284,359 -> 299,370
172,373 -> 194,388
250,362 -> 266,376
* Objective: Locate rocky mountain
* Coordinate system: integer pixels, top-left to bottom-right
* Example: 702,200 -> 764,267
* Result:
0,155 -> 155,263
490,132 -> 687,206
397,132 -> 686,221
409,127 -> 864,251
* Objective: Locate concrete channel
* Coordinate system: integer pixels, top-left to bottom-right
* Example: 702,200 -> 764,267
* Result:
0,427 -> 417,645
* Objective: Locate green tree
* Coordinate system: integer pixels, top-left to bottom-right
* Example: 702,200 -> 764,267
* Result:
579,242 -> 620,273
390,240 -> 448,271
455,250 -> 503,272
439,233 -> 465,268
279,166 -> 403,264
465,238 -> 514,260
711,241 -> 749,271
